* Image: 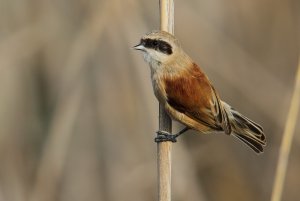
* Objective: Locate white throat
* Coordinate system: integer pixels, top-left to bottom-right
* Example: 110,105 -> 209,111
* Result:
142,52 -> 162,72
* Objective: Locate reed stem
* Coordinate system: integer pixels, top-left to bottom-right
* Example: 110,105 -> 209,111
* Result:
271,57 -> 300,201
157,1 -> 174,201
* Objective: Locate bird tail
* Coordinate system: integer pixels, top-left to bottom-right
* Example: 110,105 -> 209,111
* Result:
223,102 -> 266,153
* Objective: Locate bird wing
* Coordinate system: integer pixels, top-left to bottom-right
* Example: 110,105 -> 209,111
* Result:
210,85 -> 232,134
164,63 -> 231,133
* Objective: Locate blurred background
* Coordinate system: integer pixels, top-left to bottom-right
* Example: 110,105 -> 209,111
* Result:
0,0 -> 299,201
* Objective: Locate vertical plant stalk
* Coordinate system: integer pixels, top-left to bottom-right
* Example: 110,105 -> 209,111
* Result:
158,1 -> 174,201
271,57 -> 300,201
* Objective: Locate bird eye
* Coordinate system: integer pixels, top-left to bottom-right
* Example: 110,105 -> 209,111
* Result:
158,41 -> 173,55
152,40 -> 158,46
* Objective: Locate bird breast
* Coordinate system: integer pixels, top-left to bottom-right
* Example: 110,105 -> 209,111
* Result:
151,72 -> 168,104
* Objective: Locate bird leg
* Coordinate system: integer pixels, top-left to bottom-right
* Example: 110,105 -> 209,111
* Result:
155,127 -> 190,143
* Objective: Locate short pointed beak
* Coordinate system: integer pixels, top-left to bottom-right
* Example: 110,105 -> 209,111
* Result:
133,44 -> 145,51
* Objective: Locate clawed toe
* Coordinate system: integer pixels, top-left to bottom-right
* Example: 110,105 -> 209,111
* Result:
155,130 -> 177,143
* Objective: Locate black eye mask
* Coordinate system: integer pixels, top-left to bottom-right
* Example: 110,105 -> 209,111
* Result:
141,39 -> 173,55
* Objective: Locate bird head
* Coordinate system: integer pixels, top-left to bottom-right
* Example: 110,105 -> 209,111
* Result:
133,30 -> 181,64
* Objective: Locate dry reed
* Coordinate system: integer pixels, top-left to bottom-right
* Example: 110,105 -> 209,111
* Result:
271,57 -> 300,201
157,1 -> 174,201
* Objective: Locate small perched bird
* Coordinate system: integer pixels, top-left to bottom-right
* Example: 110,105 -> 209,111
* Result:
134,30 -> 266,153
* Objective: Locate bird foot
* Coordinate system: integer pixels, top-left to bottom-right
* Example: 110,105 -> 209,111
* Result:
155,130 -> 177,143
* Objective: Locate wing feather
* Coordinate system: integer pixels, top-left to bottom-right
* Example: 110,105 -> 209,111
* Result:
164,63 -> 231,133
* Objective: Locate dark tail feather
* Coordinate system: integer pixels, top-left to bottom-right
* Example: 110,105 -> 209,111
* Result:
228,107 -> 266,154
233,132 -> 264,153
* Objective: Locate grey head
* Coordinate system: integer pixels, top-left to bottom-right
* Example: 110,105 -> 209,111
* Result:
133,30 -> 181,64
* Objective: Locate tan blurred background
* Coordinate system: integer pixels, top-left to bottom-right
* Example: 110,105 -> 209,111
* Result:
0,0 -> 299,201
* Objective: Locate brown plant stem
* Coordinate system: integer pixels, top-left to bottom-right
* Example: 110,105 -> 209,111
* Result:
157,1 -> 174,201
271,57 -> 300,201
